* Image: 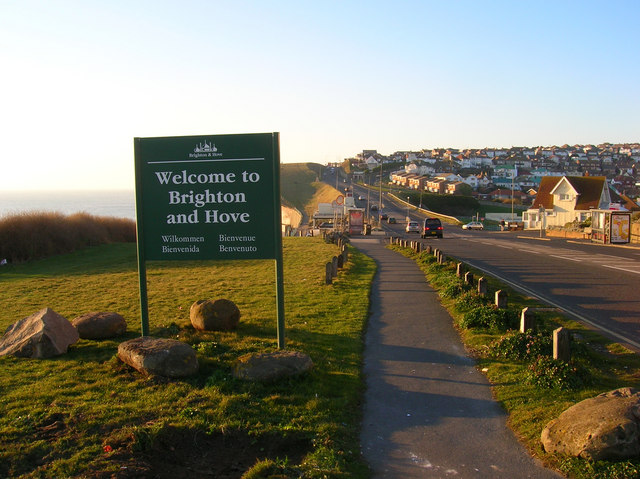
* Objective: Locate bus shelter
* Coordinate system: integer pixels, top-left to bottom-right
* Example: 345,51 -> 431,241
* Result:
590,210 -> 631,244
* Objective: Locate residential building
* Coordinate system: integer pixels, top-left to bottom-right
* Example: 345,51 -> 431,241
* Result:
525,176 -> 611,228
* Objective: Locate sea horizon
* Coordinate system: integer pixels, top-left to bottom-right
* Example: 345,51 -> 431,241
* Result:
0,189 -> 136,220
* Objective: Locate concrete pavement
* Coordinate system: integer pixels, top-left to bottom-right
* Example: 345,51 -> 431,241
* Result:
353,237 -> 563,478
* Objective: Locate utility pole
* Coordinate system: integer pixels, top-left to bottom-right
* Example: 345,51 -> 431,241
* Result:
511,170 -> 515,221
406,196 -> 410,222
379,167 -> 383,221
367,172 -> 371,223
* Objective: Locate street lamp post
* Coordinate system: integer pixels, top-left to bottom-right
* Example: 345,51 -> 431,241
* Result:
379,169 -> 383,219
406,196 -> 410,221
366,173 -> 371,223
511,171 -> 515,221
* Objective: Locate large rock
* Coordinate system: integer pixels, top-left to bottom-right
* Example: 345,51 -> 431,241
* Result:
190,299 -> 240,331
0,308 -> 79,359
541,387 -> 640,460
72,312 -> 127,339
233,351 -> 313,382
117,337 -> 198,378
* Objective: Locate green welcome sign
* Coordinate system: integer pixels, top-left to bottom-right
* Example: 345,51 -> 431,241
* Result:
134,132 -> 280,260
134,133 -> 285,346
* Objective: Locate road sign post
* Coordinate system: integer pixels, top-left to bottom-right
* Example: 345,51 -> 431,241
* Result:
134,132 -> 285,348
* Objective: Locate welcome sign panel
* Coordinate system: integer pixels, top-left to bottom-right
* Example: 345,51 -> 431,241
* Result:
135,133 -> 279,261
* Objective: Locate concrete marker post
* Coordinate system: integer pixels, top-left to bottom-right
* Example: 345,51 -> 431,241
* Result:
477,277 -> 487,296
325,262 -> 333,285
464,271 -> 474,285
520,307 -> 535,333
553,327 -> 571,362
495,290 -> 507,309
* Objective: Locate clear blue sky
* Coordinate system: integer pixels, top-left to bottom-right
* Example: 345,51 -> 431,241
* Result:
1,0 -> 638,190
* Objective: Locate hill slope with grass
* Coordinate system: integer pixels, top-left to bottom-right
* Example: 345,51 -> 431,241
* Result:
280,163 -> 342,219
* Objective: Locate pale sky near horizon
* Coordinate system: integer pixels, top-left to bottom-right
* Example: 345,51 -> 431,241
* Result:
1,0 -> 638,191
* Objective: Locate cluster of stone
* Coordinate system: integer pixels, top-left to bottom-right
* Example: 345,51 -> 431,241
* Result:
0,308 -> 127,359
1,300 -> 312,383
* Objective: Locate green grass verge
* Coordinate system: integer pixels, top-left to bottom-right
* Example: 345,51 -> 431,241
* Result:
389,243 -> 640,479
0,237 -> 375,478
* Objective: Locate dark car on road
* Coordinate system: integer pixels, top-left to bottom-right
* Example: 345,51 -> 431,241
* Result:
422,218 -> 443,238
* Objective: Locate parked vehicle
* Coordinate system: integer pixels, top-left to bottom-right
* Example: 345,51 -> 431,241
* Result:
406,221 -> 420,233
462,221 -> 484,230
422,218 -> 443,238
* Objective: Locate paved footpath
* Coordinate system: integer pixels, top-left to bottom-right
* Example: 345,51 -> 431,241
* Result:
353,237 -> 564,479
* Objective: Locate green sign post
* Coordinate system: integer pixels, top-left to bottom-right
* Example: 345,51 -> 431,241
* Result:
134,132 -> 285,347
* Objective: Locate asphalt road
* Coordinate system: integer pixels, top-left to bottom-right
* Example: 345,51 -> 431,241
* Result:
356,185 -> 640,352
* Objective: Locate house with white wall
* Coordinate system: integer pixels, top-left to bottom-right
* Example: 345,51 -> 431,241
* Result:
524,176 -> 611,228
365,156 -> 380,170
463,175 -> 479,189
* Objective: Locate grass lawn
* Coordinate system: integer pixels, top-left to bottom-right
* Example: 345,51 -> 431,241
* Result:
0,237 -> 375,478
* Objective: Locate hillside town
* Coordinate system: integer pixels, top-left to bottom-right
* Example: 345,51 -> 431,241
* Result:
345,143 -> 640,207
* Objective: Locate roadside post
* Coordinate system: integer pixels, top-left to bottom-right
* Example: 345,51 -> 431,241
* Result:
134,132 -> 286,348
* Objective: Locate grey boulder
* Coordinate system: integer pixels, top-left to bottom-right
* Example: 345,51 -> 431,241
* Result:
117,337 -> 198,378
190,299 -> 240,331
541,387 -> 640,460
233,350 -> 313,382
72,311 -> 127,339
0,307 -> 79,359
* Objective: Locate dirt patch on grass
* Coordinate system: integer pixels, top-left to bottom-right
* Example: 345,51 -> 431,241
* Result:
88,426 -> 312,478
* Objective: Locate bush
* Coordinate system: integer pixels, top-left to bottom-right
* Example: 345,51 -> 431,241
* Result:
439,278 -> 469,299
525,356 -> 589,390
454,291 -> 488,312
459,305 -> 517,331
418,251 -> 436,265
0,212 -> 136,263
488,332 -> 552,361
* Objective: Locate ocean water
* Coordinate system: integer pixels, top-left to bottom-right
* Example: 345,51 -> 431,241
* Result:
0,190 -> 136,220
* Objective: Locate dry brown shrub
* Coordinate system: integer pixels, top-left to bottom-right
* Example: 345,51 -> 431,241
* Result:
0,211 -> 136,263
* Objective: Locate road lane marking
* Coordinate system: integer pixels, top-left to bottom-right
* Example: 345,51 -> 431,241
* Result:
602,264 -> 640,275
550,254 -> 582,262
